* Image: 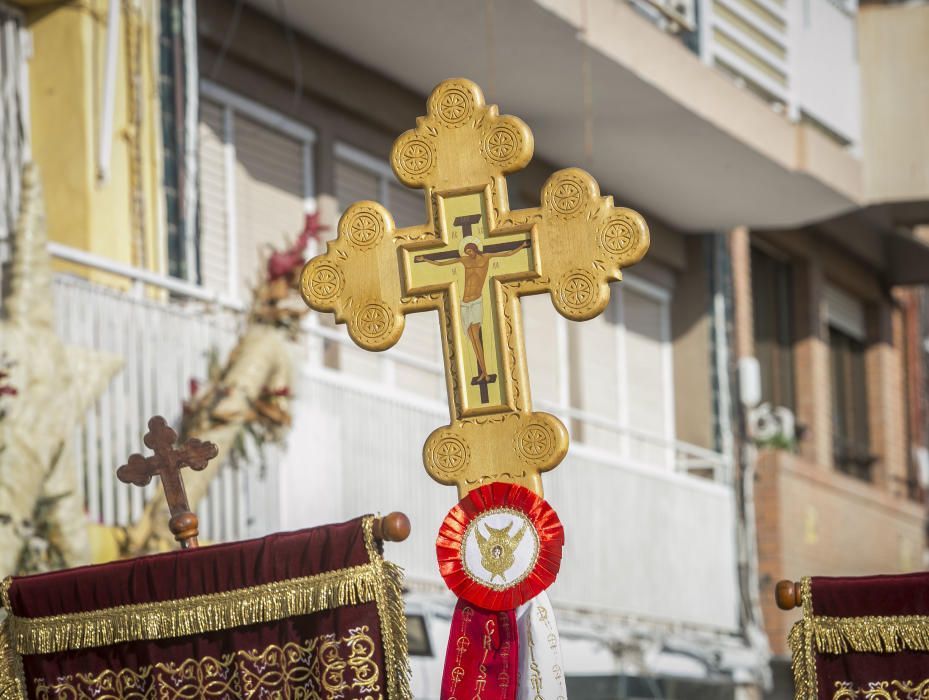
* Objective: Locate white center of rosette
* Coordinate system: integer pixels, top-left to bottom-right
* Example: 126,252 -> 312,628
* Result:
461,508 -> 540,590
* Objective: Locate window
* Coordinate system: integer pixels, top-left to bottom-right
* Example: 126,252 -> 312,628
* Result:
826,283 -> 872,480
158,0 -> 186,279
751,248 -> 794,411
405,614 -> 433,657
330,143 -> 442,397
525,273 -> 675,469
198,83 -> 315,301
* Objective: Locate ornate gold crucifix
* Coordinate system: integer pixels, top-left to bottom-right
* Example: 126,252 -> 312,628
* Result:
301,78 -> 649,498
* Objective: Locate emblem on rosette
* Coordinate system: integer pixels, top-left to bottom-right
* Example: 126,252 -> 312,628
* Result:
436,482 -> 564,611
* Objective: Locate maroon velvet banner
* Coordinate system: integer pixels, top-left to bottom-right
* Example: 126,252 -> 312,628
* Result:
0,516 -> 409,700
792,573 -> 929,700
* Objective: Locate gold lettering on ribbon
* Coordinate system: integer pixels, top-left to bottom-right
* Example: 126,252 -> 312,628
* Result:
449,606 -> 475,699
472,618 -> 496,700
525,622 -> 545,700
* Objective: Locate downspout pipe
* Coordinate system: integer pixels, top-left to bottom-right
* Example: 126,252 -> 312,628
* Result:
97,0 -> 120,183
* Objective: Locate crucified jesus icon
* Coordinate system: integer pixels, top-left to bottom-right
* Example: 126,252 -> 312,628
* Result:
414,213 -> 531,401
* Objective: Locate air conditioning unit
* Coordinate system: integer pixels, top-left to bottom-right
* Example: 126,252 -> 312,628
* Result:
748,403 -> 796,445
640,0 -> 697,33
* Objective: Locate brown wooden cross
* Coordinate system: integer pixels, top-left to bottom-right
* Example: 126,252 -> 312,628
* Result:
117,416 -> 218,549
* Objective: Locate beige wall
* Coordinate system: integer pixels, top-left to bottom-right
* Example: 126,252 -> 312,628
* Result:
859,3 -> 929,203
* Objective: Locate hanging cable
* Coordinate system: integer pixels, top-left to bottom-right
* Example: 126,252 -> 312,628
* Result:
485,0 -> 496,100
580,0 -> 594,166
275,0 -> 304,113
209,0 -> 244,80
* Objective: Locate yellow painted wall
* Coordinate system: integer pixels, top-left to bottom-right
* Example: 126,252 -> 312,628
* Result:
21,0 -> 166,280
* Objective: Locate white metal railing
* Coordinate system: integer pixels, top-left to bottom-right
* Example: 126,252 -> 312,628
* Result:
49,248 -> 276,543
50,242 -> 243,311
631,0 -> 862,144
49,243 -> 729,547
306,314 -> 731,483
295,366 -> 739,631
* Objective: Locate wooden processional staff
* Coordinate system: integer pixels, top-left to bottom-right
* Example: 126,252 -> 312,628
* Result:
300,78 -> 651,700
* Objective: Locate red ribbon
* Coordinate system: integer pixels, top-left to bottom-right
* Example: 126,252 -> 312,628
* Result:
441,598 -> 518,700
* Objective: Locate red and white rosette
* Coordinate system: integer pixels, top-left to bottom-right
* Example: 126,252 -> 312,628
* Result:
436,482 -> 564,611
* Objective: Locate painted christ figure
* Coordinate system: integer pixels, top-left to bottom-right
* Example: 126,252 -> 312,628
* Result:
416,232 -> 531,387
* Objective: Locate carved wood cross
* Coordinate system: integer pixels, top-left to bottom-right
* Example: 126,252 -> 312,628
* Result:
117,416 -> 218,548
301,78 -> 650,498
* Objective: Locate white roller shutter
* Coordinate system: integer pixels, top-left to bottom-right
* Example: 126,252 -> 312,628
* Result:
234,114 -> 304,296
825,282 -> 866,341
388,182 -> 425,229
522,295 -> 562,407
572,299 -> 621,451
624,287 -> 673,467
197,100 -> 229,295
335,159 -> 379,210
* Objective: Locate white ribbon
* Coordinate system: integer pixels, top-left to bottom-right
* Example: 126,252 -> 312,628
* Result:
515,591 -> 568,700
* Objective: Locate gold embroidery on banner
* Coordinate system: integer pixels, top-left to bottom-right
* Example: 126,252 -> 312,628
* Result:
32,627 -> 383,700
832,678 -> 929,699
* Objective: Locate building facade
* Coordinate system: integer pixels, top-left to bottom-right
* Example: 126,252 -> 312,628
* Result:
3,0 -> 929,698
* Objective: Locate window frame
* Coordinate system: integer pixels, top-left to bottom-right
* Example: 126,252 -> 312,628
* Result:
199,81 -> 317,302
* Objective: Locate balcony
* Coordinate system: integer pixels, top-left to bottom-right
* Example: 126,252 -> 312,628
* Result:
53,245 -> 739,634
224,0 -> 862,231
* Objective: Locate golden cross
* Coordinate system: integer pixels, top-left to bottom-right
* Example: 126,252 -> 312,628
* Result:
301,78 -> 649,498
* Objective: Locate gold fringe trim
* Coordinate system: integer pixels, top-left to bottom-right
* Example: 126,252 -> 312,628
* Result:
788,575 -> 929,700
364,516 -> 412,700
789,576 -> 817,700
812,614 -> 929,655
6,561 -> 380,655
0,618 -> 26,700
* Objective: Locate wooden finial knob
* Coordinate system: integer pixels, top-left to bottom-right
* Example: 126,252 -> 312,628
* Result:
373,512 -> 411,542
775,579 -> 802,610
169,511 -> 199,549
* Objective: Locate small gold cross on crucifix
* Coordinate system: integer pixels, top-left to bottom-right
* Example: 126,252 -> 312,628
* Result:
302,78 -> 649,498
116,416 -> 218,548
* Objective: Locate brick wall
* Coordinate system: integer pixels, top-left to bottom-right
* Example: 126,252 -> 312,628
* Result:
741,230 -> 925,658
